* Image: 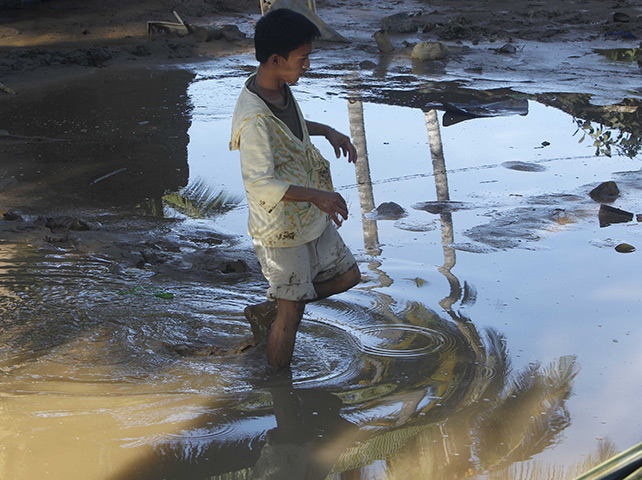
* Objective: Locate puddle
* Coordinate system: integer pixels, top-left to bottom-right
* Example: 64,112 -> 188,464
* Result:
1,61 -> 642,479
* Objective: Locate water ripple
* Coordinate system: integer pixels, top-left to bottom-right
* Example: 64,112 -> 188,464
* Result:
353,324 -> 450,358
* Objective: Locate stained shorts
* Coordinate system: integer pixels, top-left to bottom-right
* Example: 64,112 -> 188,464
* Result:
253,223 -> 356,302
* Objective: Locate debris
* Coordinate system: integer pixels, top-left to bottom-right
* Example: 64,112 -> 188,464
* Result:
0,82 -> 17,95
373,30 -> 394,53
411,41 -> 449,61
147,11 -> 189,37
589,181 -> 620,203
413,201 -> 472,214
501,161 -> 547,172
615,243 -> 635,253
599,204 -> 634,227
496,43 -> 518,54
90,167 -> 127,185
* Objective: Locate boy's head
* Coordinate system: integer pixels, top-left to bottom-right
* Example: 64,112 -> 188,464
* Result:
254,8 -> 321,63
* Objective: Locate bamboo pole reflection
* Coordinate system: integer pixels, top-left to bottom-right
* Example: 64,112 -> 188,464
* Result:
424,109 -> 462,311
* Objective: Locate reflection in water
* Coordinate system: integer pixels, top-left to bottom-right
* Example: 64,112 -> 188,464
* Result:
0,229 -> 581,479
0,68 -> 194,212
348,97 -> 380,257
161,178 -> 243,219
3,69 -> 634,479
536,92 -> 642,158
424,108 -> 462,311
347,95 -> 392,290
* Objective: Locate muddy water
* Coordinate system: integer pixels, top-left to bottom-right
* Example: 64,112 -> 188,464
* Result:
1,61 -> 642,479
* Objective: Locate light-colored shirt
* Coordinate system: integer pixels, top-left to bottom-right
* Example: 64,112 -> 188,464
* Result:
230,76 -> 333,248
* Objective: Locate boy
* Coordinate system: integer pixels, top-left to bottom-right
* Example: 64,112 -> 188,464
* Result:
229,8 -> 360,369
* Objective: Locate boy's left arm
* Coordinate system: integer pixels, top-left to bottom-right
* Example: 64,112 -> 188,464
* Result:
306,120 -> 357,164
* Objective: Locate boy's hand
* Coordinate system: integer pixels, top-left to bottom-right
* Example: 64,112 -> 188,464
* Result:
282,186 -> 348,227
325,128 -> 358,164
312,190 -> 348,227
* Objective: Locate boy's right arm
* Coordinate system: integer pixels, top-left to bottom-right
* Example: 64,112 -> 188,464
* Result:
283,185 -> 348,227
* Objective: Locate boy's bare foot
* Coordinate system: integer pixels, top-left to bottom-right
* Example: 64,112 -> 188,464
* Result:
244,300 -> 277,343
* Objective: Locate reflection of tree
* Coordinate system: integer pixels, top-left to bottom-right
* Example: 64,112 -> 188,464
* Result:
161,178 -> 242,219
475,355 -> 579,469
489,437 -> 618,480
322,297 -> 579,480
424,108 -> 462,311
536,93 -> 642,158
347,95 -> 393,289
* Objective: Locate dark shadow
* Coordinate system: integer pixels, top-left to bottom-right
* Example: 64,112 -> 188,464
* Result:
0,66 -> 194,212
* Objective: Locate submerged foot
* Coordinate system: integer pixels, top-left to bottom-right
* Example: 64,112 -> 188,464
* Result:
244,300 -> 277,344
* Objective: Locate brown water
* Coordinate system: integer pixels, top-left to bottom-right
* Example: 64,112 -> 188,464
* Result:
1,59 -> 641,479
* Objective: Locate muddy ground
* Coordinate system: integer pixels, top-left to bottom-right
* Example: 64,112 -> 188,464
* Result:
1,0 -> 641,89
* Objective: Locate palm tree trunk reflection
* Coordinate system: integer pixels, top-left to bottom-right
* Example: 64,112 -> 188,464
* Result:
424,109 -> 462,310
348,96 -> 392,288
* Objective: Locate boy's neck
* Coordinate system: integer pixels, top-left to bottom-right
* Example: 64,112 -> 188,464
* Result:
255,67 -> 286,107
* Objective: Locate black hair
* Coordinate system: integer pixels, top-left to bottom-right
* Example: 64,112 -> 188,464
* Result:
254,8 -> 321,63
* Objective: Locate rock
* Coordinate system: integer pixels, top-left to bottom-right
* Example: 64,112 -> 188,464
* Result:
36,215 -> 94,232
615,243 -> 635,253
497,43 -> 518,54
130,45 -> 151,57
381,12 -> 417,33
359,60 -> 377,70
192,25 -> 224,42
613,12 -> 630,23
599,204 -> 633,227
589,181 -> 620,202
220,24 -> 246,42
372,202 -> 408,220
2,209 -> 22,221
411,42 -> 449,61
220,259 -> 249,274
373,30 -> 394,53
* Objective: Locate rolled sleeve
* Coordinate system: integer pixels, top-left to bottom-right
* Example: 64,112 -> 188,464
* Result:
239,119 -> 290,213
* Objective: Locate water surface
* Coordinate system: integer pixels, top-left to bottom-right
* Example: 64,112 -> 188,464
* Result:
1,59 -> 641,479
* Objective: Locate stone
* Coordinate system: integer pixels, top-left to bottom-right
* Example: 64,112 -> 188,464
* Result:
220,259 -> 249,274
372,202 -> 407,220
411,42 -> 449,61
615,243 -> 635,253
373,30 -> 394,53
598,204 -> 633,227
381,13 -> 417,33
589,181 -> 620,202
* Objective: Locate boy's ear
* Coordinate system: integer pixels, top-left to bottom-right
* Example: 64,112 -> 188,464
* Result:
268,53 -> 281,66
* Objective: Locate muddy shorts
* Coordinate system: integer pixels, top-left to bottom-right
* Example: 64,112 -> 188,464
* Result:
253,223 -> 356,302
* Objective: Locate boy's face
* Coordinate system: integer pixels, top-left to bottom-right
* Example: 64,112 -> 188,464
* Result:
276,43 -> 312,84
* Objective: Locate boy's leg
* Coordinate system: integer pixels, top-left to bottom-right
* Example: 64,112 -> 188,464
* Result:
313,263 -> 360,301
245,263 -> 360,343
267,299 -> 305,368
244,300 -> 277,343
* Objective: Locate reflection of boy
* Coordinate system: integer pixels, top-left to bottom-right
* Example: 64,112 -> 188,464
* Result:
230,8 -> 360,369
